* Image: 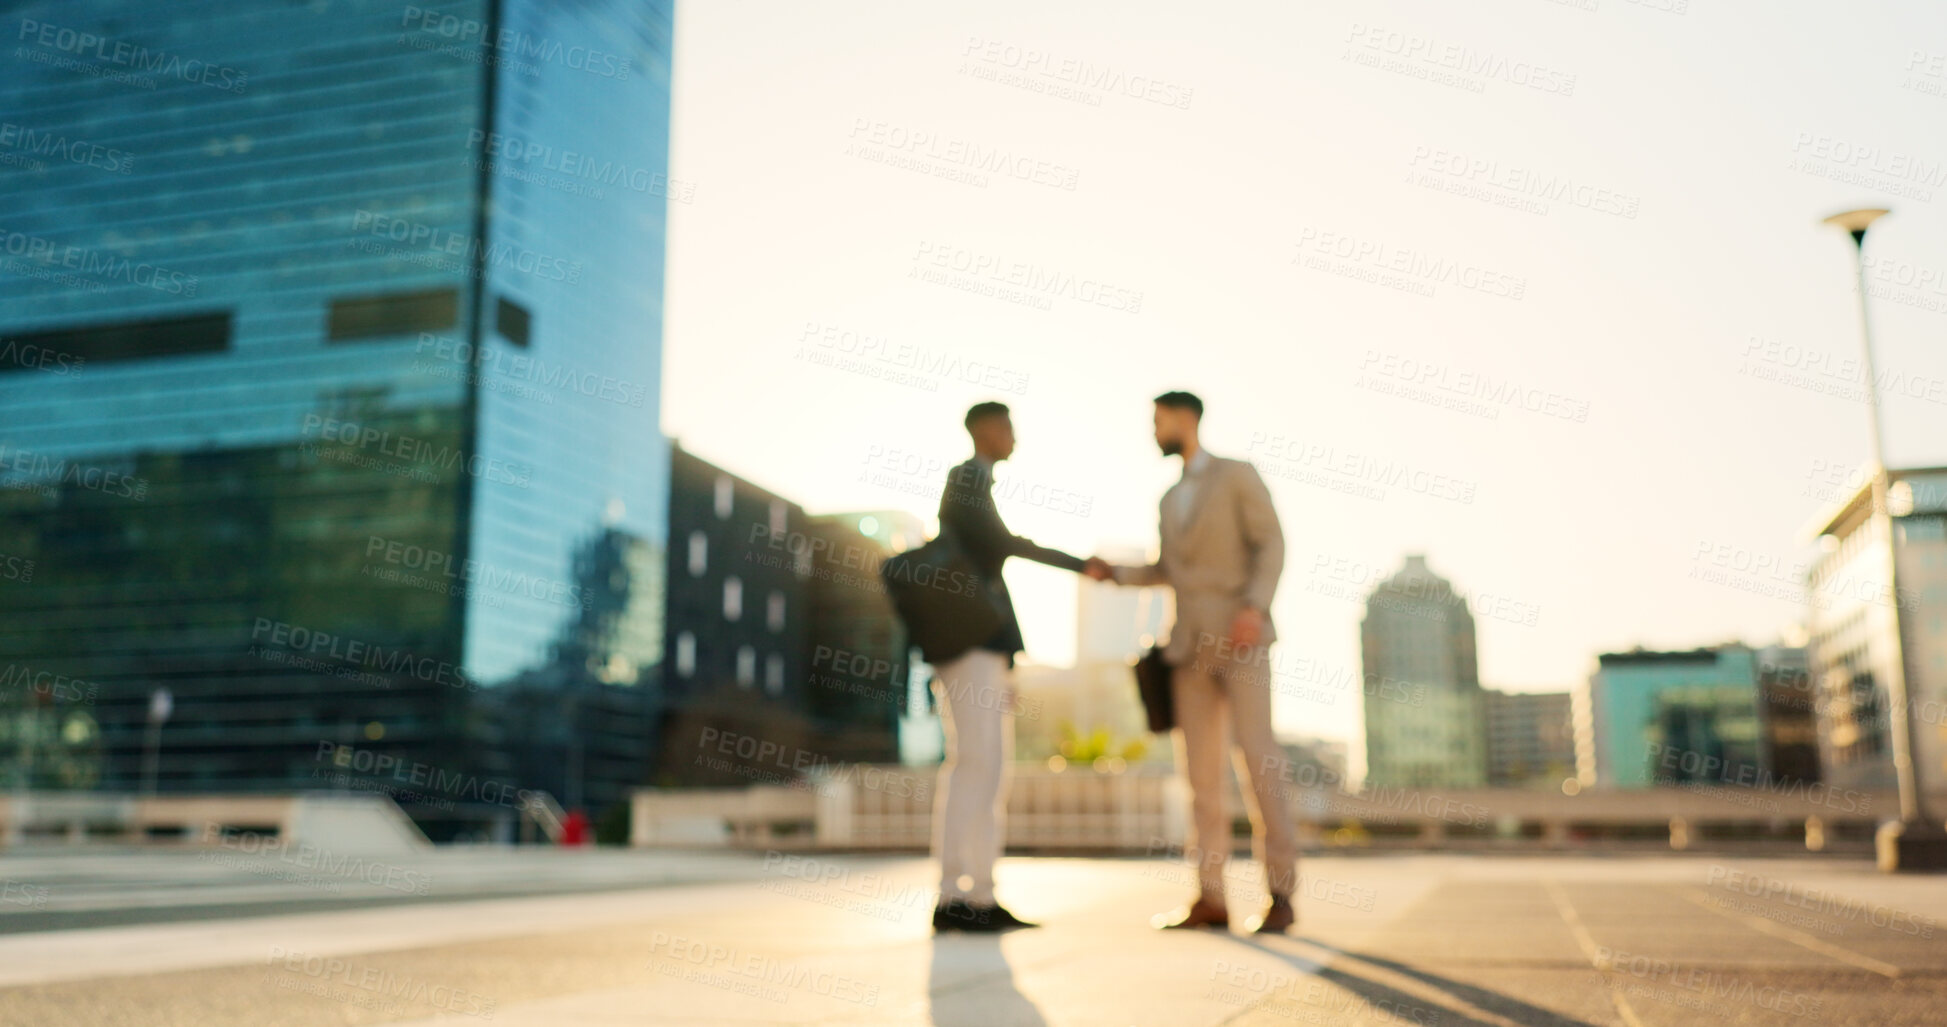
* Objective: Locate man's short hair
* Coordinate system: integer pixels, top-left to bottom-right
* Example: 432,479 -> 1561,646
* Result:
964,401 -> 1011,430
1153,391 -> 1203,420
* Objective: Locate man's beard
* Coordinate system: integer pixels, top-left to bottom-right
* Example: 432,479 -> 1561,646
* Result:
1158,437 -> 1183,456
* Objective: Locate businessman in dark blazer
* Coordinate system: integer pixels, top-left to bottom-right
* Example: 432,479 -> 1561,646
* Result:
931,401 -> 1109,932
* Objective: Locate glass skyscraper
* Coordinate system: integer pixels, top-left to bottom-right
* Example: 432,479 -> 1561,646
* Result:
0,0 -> 673,835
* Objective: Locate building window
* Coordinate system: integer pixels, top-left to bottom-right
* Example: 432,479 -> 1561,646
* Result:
675,632 -> 696,678
767,591 -> 786,632
723,576 -> 742,621
687,531 -> 707,577
0,311 -> 231,370
765,654 -> 784,695
326,287 -> 458,342
495,296 -> 532,347
713,475 -> 734,519
736,646 -> 756,687
769,499 -> 787,537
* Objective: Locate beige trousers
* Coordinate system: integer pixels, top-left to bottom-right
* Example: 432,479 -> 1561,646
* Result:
1174,645 -> 1298,900
930,649 -> 1013,905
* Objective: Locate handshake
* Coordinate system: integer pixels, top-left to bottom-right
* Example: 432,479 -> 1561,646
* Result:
1082,557 -> 1116,582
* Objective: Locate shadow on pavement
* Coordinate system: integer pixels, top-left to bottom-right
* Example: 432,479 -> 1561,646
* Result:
927,934 -> 1048,1027
1225,934 -> 1603,1027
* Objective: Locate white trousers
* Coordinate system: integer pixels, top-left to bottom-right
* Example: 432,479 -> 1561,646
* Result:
930,649 -> 1014,905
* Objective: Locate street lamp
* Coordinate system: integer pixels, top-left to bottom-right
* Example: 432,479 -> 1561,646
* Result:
1821,208 -> 1947,871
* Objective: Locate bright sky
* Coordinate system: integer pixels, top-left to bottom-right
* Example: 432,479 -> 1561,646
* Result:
660,0 -> 1947,764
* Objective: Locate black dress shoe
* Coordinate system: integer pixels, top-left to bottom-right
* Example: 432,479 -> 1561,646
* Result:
1153,895 -> 1230,930
1251,895 -> 1296,935
933,899 -> 1038,932
986,904 -> 1039,930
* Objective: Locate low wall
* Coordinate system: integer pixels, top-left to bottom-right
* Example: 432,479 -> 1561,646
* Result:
631,765 -> 1894,854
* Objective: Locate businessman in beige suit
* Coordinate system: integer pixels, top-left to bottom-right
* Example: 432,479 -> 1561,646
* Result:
1102,391 -> 1297,934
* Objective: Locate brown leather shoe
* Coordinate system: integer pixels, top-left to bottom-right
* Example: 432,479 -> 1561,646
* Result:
1251,895 -> 1296,935
1153,895 -> 1229,930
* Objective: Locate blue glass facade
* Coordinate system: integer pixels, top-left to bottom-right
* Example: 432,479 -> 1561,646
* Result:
0,0 -> 672,831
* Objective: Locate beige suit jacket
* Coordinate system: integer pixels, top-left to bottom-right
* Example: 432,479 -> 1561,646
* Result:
1117,452 -> 1285,666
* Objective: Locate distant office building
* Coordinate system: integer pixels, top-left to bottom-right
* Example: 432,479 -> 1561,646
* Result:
799,511 -> 924,766
1804,467 -> 1947,802
1360,555 -> 1487,789
1484,689 -> 1574,789
659,445 -> 810,785
1579,646 -> 1764,789
1754,645 -> 1822,787
0,1 -> 675,836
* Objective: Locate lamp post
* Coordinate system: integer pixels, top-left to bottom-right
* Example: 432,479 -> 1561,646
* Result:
1821,208 -> 1947,871
140,687 -> 171,798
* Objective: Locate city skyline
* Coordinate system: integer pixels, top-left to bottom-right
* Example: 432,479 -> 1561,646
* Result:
661,0 -> 1947,762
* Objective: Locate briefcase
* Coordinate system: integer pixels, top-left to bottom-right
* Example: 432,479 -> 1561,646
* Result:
1133,644 -> 1174,732
879,533 -> 1004,664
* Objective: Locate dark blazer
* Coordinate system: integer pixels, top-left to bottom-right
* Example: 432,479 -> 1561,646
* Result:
938,457 -> 1086,661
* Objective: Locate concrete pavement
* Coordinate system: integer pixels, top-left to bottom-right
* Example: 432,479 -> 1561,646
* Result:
0,851 -> 1942,1025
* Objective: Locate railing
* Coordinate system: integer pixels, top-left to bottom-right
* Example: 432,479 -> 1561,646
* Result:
631,765 -> 1897,854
